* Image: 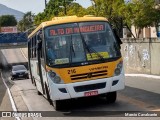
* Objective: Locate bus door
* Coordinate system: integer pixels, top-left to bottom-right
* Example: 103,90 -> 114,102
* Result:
36,30 -> 45,94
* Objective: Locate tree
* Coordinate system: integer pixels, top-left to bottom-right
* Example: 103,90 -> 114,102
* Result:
17,11 -> 34,32
0,15 -> 17,27
34,12 -> 46,25
122,0 -> 160,38
90,0 -> 125,37
86,6 -> 95,15
60,2 -> 86,16
34,0 -> 76,25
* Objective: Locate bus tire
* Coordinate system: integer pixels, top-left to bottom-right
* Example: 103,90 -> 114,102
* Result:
105,91 -> 117,103
53,100 -> 62,111
45,84 -> 52,105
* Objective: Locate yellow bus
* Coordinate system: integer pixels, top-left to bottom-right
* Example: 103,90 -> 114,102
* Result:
28,15 -> 125,110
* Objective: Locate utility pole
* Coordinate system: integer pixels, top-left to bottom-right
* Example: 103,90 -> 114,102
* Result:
45,0 -> 47,8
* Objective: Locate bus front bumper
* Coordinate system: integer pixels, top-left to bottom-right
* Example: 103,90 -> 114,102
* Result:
49,74 -> 125,101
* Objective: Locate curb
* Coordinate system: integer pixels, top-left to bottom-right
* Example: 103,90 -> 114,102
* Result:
125,74 -> 160,79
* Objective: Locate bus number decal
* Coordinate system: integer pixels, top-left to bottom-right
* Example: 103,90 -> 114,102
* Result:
68,69 -> 76,74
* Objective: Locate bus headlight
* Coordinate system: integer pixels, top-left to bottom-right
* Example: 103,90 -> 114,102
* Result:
54,76 -> 62,84
48,71 -> 64,84
114,61 -> 123,76
48,71 -> 56,78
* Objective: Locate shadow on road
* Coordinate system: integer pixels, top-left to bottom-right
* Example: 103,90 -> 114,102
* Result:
119,86 -> 160,108
57,86 -> 160,117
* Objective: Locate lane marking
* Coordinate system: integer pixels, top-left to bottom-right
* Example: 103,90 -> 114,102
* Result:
20,48 -> 27,61
1,72 -> 21,120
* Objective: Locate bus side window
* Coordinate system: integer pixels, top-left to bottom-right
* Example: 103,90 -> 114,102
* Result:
36,30 -> 43,58
33,36 -> 37,58
31,37 -> 33,58
28,40 -> 31,58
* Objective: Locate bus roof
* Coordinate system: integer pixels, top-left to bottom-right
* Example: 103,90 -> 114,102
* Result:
28,15 -> 108,38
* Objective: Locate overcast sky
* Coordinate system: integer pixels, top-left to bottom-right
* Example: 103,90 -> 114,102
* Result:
0,0 -> 92,14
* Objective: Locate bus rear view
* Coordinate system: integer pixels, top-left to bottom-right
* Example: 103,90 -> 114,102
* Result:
28,16 -> 125,110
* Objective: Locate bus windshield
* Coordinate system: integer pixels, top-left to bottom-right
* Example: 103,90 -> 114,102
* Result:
44,22 -> 121,66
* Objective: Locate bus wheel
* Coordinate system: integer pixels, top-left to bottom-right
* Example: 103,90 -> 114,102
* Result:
53,100 -> 62,111
105,91 -> 117,103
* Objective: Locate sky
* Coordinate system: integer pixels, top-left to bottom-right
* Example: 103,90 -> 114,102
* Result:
0,0 -> 92,15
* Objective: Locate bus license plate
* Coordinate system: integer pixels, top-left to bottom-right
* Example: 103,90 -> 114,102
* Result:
84,90 -> 98,96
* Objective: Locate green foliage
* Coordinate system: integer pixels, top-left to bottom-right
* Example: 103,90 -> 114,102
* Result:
33,0 -> 160,38
86,6 -> 95,15
17,11 -> 34,32
34,0 -> 74,25
89,0 -> 125,37
65,3 -> 86,16
121,0 -> 160,37
0,15 -> 17,27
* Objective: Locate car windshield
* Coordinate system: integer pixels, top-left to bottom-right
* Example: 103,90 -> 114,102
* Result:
44,21 -> 121,66
13,65 -> 27,71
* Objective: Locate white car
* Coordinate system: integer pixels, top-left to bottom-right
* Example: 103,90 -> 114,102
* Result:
11,65 -> 29,80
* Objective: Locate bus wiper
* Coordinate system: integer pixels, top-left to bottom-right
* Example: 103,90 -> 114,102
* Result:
88,46 -> 105,62
76,23 -> 105,62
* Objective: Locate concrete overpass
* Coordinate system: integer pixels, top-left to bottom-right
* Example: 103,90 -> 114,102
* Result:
0,32 -> 28,49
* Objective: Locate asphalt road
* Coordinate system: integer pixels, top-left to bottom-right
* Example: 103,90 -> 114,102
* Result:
0,48 -> 160,120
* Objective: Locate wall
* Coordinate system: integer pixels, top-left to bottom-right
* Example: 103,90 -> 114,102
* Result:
121,38 -> 160,75
131,26 -> 157,38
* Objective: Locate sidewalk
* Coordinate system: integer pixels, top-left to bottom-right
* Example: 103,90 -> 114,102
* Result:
0,70 -> 14,113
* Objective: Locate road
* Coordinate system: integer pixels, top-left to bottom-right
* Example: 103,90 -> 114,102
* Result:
0,48 -> 160,120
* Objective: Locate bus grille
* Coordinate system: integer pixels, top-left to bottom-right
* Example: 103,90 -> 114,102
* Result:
70,70 -> 107,80
74,82 -> 106,92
